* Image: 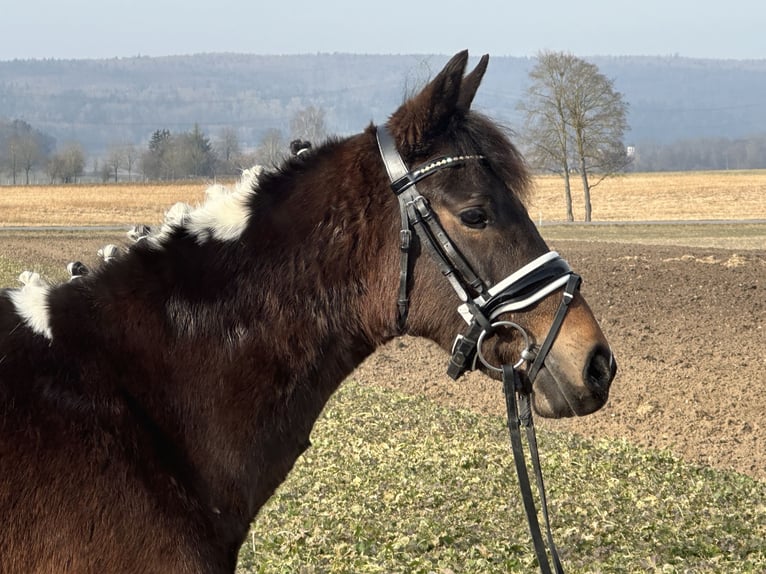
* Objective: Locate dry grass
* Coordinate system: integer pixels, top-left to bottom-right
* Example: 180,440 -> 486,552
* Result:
529,170 -> 766,222
0,171 -> 764,227
0,181 -> 213,227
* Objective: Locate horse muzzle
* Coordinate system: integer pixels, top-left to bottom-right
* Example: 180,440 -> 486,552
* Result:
530,343 -> 617,418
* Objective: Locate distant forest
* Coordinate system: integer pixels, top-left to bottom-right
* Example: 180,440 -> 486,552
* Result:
1,53 -> 766,180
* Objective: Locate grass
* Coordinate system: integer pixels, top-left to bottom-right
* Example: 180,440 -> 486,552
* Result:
530,170 -> 766,223
1,170 -> 765,227
0,181 -> 209,226
237,383 -> 766,573
0,229 -> 124,286
0,254 -> 61,286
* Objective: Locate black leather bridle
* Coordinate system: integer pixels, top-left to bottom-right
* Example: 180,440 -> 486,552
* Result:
376,125 -> 580,380
377,124 -> 578,573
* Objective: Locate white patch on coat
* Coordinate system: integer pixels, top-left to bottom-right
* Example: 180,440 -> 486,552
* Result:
18,270 -> 42,286
235,166 -> 263,195
203,183 -> 229,202
148,202 -> 194,245
165,202 -> 193,227
185,166 -> 263,244
9,273 -> 52,339
145,166 -> 264,247
185,188 -> 254,243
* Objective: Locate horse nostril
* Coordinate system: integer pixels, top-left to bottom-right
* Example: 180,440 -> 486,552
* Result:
584,345 -> 616,397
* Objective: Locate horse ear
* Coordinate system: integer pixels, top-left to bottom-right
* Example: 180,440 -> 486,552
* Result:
456,54 -> 489,112
387,50 -> 470,154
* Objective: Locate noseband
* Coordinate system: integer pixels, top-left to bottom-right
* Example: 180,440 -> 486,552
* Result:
377,125 -> 578,573
375,125 -> 580,383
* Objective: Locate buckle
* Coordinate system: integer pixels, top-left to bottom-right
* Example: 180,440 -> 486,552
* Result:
391,173 -> 415,195
448,333 -> 477,380
399,229 -> 411,251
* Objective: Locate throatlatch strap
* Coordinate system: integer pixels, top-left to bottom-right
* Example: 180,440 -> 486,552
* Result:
502,365 -> 565,574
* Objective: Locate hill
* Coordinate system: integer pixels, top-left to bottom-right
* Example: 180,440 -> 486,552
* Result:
2,53 -> 766,155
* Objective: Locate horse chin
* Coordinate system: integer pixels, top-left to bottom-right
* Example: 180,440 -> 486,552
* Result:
530,366 -> 608,419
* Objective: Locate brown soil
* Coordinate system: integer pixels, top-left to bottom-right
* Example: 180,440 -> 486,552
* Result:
352,241 -> 766,481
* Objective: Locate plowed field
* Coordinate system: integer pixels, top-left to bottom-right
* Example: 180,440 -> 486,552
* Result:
353,239 -> 766,480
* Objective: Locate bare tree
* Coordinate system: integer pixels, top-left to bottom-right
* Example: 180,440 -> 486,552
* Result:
402,57 -> 434,98
289,106 -> 327,144
519,51 -> 630,221
49,142 -> 86,183
216,127 -> 240,163
518,57 -> 575,221
215,127 -> 241,175
123,143 -> 138,182
1,120 -> 53,185
105,144 -> 123,182
254,128 -> 286,167
18,132 -> 45,185
4,134 -> 20,185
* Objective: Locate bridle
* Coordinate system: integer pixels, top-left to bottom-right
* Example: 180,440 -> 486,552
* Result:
376,124 -> 579,573
376,125 -> 580,383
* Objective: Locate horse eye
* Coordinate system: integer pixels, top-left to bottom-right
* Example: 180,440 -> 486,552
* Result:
459,208 -> 488,229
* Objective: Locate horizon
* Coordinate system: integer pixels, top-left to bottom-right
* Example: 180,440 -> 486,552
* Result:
3,51 -> 766,64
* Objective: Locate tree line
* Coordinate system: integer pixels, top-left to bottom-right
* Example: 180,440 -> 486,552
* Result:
629,135 -> 766,171
0,106 -> 328,185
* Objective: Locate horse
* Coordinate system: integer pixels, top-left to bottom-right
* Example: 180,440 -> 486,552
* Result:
0,51 -> 616,573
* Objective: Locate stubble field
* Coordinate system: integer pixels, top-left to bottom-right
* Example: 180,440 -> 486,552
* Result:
1,170 -> 765,572
530,170 -> 766,223
1,170 -> 765,227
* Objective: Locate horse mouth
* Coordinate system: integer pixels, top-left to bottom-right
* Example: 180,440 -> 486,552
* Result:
528,362 -> 611,419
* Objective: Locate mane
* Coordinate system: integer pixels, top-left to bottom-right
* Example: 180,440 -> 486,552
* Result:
248,137 -> 345,202
155,137 -> 347,245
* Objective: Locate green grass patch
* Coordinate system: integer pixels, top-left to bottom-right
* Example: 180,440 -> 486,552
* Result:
238,383 -> 766,573
0,254 -> 65,286
0,229 -> 124,287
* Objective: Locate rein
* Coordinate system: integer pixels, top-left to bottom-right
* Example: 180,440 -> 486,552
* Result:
376,125 -> 579,573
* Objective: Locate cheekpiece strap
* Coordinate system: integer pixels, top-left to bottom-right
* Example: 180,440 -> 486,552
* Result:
376,125 -> 488,332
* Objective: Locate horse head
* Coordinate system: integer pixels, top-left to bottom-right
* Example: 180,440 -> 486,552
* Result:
380,51 -> 616,418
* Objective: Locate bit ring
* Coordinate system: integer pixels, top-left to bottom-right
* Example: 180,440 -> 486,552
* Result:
475,321 -> 531,372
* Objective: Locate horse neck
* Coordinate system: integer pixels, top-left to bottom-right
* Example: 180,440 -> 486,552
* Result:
77,139 -> 401,530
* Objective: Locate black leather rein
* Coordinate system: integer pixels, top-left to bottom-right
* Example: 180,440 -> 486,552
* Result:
376,124 -> 578,574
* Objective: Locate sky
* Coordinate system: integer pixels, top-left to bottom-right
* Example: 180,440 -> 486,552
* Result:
2,0 -> 764,61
